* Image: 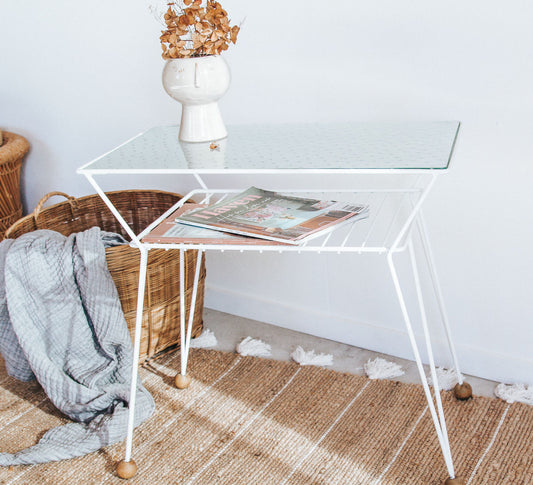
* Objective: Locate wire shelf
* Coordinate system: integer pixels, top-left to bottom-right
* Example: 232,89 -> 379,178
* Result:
136,187 -> 422,254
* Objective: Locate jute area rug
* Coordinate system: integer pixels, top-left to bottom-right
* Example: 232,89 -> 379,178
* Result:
0,349 -> 531,485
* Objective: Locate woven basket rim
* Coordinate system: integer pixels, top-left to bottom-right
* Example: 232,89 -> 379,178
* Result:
0,131 -> 30,166
4,189 -> 183,240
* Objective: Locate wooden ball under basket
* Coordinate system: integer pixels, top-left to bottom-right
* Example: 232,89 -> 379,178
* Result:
5,190 -> 205,363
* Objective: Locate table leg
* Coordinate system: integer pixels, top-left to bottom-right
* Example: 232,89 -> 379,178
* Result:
116,247 -> 149,479
415,211 -> 472,401
387,247 -> 461,484
175,249 -> 204,389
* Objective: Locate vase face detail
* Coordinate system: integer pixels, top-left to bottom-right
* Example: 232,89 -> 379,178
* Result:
162,55 -> 231,143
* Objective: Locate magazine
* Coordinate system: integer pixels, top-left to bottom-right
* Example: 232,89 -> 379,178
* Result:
142,204 -> 289,245
175,187 -> 369,244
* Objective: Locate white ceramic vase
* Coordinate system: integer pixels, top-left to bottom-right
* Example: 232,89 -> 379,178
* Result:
162,55 -> 231,143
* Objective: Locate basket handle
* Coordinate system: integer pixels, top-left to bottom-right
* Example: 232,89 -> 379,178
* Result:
33,191 -> 79,225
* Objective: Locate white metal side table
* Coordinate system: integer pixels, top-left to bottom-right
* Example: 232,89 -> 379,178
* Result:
78,121 -> 468,485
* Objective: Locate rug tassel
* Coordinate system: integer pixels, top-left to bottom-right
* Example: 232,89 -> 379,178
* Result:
190,328 -> 218,349
364,357 -> 404,380
290,346 -> 333,367
236,337 -> 272,357
427,367 -> 463,391
494,383 -> 533,405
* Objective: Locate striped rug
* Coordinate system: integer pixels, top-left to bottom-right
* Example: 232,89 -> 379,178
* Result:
0,349 -> 531,484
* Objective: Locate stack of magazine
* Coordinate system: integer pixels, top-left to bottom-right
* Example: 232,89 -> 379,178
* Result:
142,187 -> 369,246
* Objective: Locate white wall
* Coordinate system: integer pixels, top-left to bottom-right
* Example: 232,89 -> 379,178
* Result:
2,1 -> 532,384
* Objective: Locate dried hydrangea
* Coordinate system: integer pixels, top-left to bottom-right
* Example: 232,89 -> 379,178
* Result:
160,0 -> 240,59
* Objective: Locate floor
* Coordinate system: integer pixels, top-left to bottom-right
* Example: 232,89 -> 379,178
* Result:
203,308 -> 498,399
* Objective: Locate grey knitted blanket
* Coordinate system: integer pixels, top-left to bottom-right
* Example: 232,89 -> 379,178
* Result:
0,228 -> 155,465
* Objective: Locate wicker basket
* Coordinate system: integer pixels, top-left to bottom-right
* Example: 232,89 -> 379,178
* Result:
5,190 -> 205,363
0,131 -> 29,239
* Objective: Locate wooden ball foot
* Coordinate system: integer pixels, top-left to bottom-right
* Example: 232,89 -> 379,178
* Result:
454,382 -> 473,400
444,477 -> 465,485
116,459 -> 137,479
175,373 -> 191,389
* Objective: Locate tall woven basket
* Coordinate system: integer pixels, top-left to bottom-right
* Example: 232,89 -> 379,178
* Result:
5,190 -> 205,363
0,131 -> 29,239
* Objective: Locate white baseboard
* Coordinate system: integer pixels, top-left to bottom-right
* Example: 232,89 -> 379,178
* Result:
205,284 -> 533,385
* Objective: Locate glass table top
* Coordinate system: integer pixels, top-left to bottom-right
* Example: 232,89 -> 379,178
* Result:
78,121 -> 460,174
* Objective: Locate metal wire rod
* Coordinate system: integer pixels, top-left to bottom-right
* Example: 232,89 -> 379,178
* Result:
76,131 -> 144,171
387,251 -> 455,478
215,193 -> 231,204
182,250 -> 204,374
193,173 -> 208,191
85,175 -> 140,245
179,248 -> 186,376
320,232 -> 333,248
390,173 -> 438,253
361,192 -> 389,248
383,193 -> 409,247
416,210 -> 464,384
338,191 -> 372,248
408,239 -> 453,462
137,198 -> 188,240
142,242 -> 388,253
124,247 -> 149,463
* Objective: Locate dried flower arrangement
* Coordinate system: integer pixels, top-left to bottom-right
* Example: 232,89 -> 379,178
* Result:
160,0 -> 240,59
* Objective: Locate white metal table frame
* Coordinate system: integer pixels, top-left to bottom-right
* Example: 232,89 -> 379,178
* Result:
77,122 -> 464,482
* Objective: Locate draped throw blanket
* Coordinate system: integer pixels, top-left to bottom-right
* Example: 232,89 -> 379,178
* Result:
0,228 -> 155,465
